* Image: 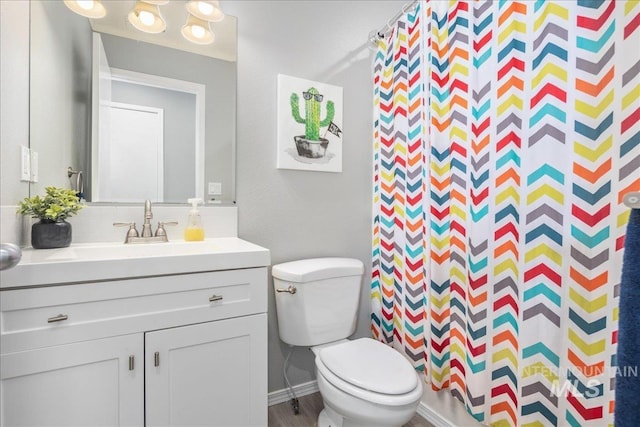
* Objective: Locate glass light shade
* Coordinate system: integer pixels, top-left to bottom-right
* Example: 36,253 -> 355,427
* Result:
63,0 -> 106,19
185,1 -> 224,22
128,1 -> 166,34
181,14 -> 214,45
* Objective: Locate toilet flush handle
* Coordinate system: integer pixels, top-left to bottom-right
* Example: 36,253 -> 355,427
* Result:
276,285 -> 297,294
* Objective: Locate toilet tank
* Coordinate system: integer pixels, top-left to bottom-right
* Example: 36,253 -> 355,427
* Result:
272,258 -> 364,347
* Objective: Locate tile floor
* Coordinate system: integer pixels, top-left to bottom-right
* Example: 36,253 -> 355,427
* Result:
268,392 -> 434,427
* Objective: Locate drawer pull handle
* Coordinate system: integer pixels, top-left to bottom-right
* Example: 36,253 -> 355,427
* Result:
47,314 -> 68,323
129,355 -> 135,371
276,286 -> 297,295
154,351 -> 160,367
209,294 -> 223,302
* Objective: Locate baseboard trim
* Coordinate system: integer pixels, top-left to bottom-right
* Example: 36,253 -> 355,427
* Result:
268,380 -> 320,406
416,402 -> 454,427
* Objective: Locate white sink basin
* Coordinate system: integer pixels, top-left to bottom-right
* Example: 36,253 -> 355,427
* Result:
0,238 -> 270,289
19,240 -> 249,262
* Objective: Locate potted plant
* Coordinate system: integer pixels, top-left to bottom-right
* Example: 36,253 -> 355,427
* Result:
18,187 -> 83,249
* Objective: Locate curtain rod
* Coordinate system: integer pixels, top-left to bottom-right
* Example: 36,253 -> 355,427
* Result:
369,0 -> 420,46
624,192 -> 640,208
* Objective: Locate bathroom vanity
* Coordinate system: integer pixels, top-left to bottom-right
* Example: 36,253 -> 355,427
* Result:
0,238 -> 269,426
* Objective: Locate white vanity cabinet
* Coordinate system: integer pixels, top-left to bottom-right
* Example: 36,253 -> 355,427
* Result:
145,314 -> 267,426
1,334 -> 144,426
0,239 -> 270,427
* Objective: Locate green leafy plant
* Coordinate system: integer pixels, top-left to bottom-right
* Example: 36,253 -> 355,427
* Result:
18,187 -> 83,222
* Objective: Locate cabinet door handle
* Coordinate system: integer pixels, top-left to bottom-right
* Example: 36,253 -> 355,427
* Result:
129,355 -> 135,371
209,294 -> 223,302
47,314 -> 68,323
154,351 -> 160,367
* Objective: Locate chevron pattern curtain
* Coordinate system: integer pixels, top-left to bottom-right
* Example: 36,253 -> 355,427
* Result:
371,1 -> 640,426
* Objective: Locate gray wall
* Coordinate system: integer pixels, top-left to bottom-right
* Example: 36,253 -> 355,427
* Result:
27,0 -> 92,198
224,0 -> 404,393
111,81 -> 197,202
101,34 -> 236,202
0,1 -> 30,209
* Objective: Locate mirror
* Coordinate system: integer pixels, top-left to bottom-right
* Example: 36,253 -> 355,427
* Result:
29,0 -> 237,204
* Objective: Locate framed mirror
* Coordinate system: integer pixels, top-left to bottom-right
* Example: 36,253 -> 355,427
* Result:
29,0 -> 237,204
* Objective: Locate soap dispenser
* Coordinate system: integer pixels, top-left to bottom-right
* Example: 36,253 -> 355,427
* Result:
184,198 -> 205,241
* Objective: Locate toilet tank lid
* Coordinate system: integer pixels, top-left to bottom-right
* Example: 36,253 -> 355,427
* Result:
272,258 -> 364,282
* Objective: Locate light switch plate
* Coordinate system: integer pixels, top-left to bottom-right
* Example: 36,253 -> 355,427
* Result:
20,146 -> 30,182
208,182 -> 222,195
30,150 -> 38,183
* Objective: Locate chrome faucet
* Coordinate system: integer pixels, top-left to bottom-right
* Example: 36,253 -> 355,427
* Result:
141,200 -> 154,237
113,200 -> 177,243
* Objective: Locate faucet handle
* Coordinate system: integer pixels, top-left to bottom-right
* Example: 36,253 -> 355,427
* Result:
113,222 -> 139,243
155,221 -> 178,239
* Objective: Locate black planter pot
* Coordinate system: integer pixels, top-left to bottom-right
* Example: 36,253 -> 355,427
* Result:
294,135 -> 329,158
31,220 -> 72,249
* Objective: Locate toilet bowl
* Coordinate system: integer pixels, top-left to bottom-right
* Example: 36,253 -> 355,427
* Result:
313,338 -> 423,427
272,258 -> 424,427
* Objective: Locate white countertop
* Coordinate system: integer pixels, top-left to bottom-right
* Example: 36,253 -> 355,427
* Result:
0,238 -> 270,289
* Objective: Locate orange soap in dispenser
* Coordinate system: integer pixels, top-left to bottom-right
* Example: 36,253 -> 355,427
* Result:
184,198 -> 205,241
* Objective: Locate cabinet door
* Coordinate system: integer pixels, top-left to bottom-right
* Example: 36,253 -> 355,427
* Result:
145,314 -> 267,427
0,334 -> 144,427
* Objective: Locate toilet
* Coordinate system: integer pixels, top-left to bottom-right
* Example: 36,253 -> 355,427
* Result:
272,258 -> 423,427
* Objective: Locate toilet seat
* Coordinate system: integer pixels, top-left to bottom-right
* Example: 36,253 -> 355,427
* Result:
319,338 -> 418,394
315,338 -> 423,406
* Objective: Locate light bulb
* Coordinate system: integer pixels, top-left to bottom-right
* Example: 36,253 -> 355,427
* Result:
191,25 -> 206,39
139,10 -> 156,26
128,1 -> 165,33
64,0 -> 106,18
181,14 -> 214,44
197,1 -> 214,15
186,0 -> 224,22
76,0 -> 94,11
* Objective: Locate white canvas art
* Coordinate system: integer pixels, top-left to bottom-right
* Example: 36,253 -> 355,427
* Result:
277,74 -> 343,172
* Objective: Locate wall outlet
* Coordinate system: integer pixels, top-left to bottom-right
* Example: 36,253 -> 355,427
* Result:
208,182 -> 222,195
20,146 -> 30,182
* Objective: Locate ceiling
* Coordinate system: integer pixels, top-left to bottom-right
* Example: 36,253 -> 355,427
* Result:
89,1 -> 237,62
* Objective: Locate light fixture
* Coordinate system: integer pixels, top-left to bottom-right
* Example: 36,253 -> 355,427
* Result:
63,0 -> 106,19
185,1 -> 224,22
181,14 -> 215,45
128,1 -> 166,34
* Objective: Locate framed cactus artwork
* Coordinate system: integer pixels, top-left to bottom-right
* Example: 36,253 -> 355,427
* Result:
277,74 -> 343,172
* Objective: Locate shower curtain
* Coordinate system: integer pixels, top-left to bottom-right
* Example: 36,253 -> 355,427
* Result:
371,1 -> 640,426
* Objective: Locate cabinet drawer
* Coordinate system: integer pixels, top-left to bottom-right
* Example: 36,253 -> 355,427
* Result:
0,268 -> 267,351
